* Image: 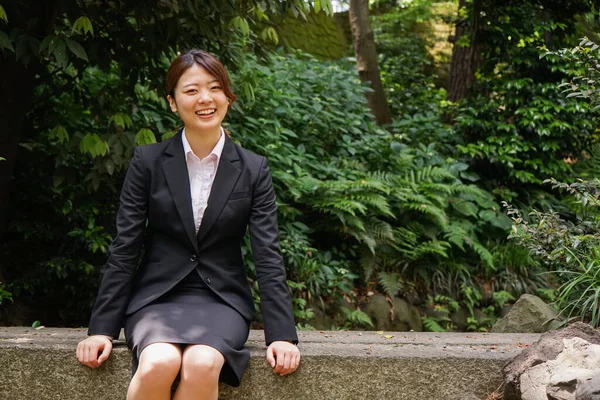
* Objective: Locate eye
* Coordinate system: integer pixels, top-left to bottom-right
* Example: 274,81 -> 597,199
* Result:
185,89 -> 197,94
210,86 -> 222,91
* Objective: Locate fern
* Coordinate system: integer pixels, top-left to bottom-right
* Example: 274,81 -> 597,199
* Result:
360,250 -> 380,280
378,271 -> 404,298
422,316 -> 448,332
443,223 -> 469,250
408,240 -> 451,260
341,307 -> 374,328
468,240 -> 495,269
365,218 -> 395,243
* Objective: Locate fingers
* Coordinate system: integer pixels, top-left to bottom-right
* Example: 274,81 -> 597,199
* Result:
87,346 -> 100,368
98,341 -> 113,365
266,345 -> 275,368
267,342 -> 300,377
273,350 -> 287,374
76,337 -> 111,369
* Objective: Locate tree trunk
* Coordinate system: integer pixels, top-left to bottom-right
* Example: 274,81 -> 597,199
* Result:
448,0 -> 482,103
349,0 -> 392,126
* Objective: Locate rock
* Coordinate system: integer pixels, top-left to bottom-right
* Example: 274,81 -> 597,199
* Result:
363,295 -> 422,332
363,295 -> 390,330
425,304 -> 450,320
501,303 -> 513,318
547,384 -> 576,400
306,303 -> 335,330
392,297 -> 423,332
520,337 -> 600,400
502,322 -> 600,400
576,375 -> 600,400
451,308 -> 468,331
492,294 -> 563,333
546,368 -> 588,400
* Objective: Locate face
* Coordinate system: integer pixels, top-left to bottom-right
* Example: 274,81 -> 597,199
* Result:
167,64 -> 229,136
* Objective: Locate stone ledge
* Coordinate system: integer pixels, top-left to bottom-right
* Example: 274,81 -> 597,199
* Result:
0,327 -> 540,400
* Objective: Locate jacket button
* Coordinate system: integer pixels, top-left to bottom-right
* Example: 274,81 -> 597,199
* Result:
204,278 -> 211,284
189,254 -> 197,262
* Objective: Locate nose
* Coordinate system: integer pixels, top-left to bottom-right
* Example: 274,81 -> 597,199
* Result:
197,89 -> 211,103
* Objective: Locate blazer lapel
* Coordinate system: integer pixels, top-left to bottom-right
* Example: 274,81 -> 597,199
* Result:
162,131 -> 198,252
197,135 -> 241,244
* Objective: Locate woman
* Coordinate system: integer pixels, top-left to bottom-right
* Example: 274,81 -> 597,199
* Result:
76,49 -> 300,400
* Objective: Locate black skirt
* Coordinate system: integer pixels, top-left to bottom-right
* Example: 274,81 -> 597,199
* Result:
124,270 -> 251,387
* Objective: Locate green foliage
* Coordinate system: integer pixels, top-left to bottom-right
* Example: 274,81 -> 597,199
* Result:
488,242 -> 549,297
504,36 -> 600,327
0,5 -> 8,23
507,179 -> 600,326
421,316 -> 449,332
505,179 -> 600,269
421,295 -> 458,332
228,51 -> 509,308
0,282 -> 12,306
340,307 -> 374,329
492,290 -> 516,309
378,271 -> 404,298
543,37 -> 600,111
451,1 -> 599,203
455,80 -> 598,195
555,248 -> 600,326
374,0 -> 447,117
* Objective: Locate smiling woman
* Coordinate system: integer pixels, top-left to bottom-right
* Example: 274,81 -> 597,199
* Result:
76,49 -> 300,400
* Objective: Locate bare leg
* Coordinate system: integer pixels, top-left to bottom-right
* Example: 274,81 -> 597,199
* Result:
127,343 -> 182,400
173,344 -> 225,400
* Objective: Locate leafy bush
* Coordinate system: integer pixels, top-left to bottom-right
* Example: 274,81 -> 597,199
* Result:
227,51 -> 514,328
507,179 -> 600,326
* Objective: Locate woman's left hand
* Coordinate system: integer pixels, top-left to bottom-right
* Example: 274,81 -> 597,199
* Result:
266,340 -> 300,376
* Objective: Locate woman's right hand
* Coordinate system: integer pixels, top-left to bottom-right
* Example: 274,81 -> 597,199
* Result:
76,335 -> 113,368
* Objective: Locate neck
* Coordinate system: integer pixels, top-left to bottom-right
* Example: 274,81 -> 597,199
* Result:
185,126 -> 221,159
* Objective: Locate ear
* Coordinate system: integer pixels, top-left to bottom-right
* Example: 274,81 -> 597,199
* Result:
167,95 -> 177,113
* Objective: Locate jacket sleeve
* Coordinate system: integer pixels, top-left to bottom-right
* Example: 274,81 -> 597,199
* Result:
88,146 -> 149,338
249,157 -> 299,346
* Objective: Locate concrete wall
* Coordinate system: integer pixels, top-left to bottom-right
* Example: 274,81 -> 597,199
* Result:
0,327 -> 540,399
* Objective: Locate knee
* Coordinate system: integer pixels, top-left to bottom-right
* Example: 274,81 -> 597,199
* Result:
181,346 -> 224,379
137,346 -> 182,382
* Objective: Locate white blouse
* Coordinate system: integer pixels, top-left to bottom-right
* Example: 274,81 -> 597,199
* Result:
181,127 -> 225,232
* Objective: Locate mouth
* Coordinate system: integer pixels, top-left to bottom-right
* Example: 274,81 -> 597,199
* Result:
195,109 -> 217,117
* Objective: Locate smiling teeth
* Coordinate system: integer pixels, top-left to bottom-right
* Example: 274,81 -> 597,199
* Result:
196,109 -> 216,115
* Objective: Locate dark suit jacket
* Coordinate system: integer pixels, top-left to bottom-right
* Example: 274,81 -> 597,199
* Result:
88,131 -> 298,346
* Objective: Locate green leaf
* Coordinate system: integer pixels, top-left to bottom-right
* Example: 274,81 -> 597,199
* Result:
53,39 -> 68,68
0,5 -> 7,23
451,199 -> 478,217
135,128 -> 157,145
72,16 -> 94,36
230,16 -> 250,36
0,31 -> 13,52
260,27 -> 278,44
460,171 -> 480,182
66,39 -> 88,61
39,35 -> 54,53
49,126 -> 69,143
314,0 -> 322,13
80,134 -> 109,157
109,113 -> 133,129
